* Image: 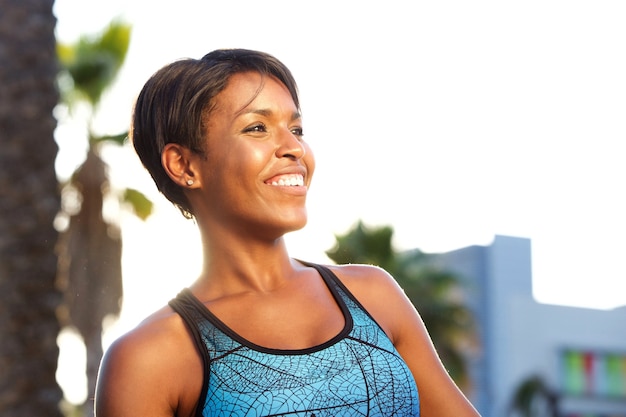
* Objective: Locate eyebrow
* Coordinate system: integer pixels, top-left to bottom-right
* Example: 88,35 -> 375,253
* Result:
237,108 -> 302,121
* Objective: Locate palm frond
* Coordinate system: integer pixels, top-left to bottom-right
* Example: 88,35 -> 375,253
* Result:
92,131 -> 128,146
57,19 -> 131,107
122,188 -> 154,221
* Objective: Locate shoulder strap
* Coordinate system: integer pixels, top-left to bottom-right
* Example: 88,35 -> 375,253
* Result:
169,289 -> 210,417
299,261 -> 388,333
169,289 -> 206,351
298,261 -> 362,305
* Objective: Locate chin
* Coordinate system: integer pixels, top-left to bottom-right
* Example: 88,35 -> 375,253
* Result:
286,221 -> 307,234
250,206 -> 308,238
272,214 -> 308,237
282,215 -> 308,232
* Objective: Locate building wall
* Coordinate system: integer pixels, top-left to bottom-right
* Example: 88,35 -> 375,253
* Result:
437,235 -> 626,417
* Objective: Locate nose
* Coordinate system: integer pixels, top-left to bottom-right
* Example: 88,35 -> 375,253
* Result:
276,128 -> 305,160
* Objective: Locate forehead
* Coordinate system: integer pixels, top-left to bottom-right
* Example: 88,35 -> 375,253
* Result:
211,72 -> 296,115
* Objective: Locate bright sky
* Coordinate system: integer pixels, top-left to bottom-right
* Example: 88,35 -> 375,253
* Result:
53,0 -> 626,404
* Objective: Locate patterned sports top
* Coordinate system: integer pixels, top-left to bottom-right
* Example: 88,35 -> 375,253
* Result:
169,262 -> 420,417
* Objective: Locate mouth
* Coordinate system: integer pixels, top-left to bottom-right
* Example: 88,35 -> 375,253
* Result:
264,174 -> 305,187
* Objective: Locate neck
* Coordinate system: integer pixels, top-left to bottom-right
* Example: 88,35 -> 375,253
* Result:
192,223 -> 301,296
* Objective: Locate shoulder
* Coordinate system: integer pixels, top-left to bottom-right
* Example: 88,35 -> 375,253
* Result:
325,263 -> 405,299
323,263 -> 414,342
101,306 -> 186,371
324,263 -> 481,417
95,305 -> 202,417
325,263 -> 406,298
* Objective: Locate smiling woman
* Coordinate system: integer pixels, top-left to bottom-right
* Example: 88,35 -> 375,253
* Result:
163,71 -> 314,239
93,49 -> 480,417
53,1 -> 626,413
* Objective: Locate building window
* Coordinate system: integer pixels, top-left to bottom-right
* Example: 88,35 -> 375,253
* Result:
561,349 -> 626,398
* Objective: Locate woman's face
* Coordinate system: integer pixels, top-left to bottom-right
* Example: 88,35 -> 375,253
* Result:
192,71 -> 315,239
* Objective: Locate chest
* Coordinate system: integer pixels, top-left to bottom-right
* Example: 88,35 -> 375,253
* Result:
204,280 -> 346,350
199,302 -> 420,417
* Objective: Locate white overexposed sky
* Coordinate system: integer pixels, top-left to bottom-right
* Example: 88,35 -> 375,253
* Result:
53,0 -> 625,404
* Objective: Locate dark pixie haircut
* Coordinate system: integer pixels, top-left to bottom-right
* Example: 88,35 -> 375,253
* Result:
131,49 -> 300,218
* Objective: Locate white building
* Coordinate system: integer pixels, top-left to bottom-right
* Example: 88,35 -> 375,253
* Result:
436,235 -> 626,417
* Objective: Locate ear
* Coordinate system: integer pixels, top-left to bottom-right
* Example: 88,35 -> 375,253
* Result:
161,143 -> 201,188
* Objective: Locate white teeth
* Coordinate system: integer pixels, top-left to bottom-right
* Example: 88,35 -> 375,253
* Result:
270,175 -> 304,187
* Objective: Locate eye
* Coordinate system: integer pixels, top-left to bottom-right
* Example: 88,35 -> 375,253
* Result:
243,123 -> 267,133
291,126 -> 304,138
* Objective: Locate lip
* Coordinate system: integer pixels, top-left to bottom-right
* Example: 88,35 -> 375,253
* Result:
266,183 -> 308,196
264,165 -> 307,184
263,166 -> 309,196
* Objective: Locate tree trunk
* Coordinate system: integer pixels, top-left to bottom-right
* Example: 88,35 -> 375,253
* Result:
0,0 -> 64,416
56,148 -> 123,415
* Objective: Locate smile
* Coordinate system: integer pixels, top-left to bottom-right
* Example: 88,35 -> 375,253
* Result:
265,174 -> 304,187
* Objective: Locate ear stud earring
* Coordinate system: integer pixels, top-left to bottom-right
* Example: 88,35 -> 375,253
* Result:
186,179 -> 194,186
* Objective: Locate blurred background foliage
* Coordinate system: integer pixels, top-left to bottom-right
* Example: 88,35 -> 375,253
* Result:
54,18 -> 152,416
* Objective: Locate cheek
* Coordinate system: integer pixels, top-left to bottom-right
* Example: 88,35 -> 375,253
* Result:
227,142 -> 273,178
248,145 -> 271,166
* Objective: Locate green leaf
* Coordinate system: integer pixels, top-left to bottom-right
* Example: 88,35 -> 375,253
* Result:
56,43 -> 75,66
97,19 -> 131,68
122,188 -> 153,220
57,19 -> 132,107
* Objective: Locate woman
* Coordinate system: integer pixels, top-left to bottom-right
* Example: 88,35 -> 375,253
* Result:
95,49 -> 480,417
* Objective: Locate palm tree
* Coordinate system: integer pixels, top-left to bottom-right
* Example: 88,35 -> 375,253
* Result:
508,375 -> 560,417
326,220 -> 476,387
55,20 -> 152,414
0,0 -> 64,416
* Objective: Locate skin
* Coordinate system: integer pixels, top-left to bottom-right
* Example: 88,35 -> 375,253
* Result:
95,72 -> 481,417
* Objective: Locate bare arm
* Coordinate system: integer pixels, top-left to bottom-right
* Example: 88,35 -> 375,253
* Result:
331,264 -> 481,417
94,311 -> 202,417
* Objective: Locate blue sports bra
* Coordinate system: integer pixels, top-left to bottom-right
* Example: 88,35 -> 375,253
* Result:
169,262 -> 420,416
